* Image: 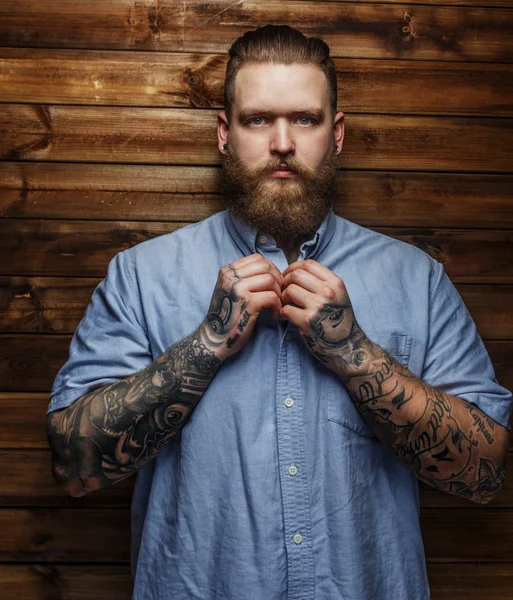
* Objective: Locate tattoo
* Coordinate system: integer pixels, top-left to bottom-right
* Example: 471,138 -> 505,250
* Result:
344,349 -> 507,504
226,333 -> 240,348
304,303 -> 377,379
469,407 -> 494,444
237,310 -> 251,333
47,328 -> 222,496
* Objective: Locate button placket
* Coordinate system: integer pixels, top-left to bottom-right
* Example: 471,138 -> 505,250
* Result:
275,327 -> 315,599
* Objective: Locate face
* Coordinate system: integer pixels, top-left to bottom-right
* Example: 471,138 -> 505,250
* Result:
218,63 -> 344,242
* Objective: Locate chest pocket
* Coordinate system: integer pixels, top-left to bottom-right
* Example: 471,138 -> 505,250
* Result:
327,334 -> 412,438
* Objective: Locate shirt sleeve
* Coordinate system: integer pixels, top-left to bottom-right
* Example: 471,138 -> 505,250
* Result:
421,260 -> 513,432
48,249 -> 152,413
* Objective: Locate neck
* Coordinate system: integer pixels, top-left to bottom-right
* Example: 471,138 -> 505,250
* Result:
274,233 -> 312,265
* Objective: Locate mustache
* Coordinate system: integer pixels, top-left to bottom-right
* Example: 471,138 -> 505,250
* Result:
244,156 -> 316,179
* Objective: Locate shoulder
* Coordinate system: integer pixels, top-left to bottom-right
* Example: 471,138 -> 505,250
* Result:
332,215 -> 439,278
118,211 -> 227,275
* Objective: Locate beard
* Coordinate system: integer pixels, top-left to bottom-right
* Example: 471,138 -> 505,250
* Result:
221,144 -> 339,242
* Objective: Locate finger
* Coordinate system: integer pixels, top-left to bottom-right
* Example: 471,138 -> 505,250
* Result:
233,257 -> 283,287
282,259 -> 333,282
279,303 -> 303,326
237,273 -> 282,299
248,291 -> 282,315
282,268 -> 325,295
281,283 -> 317,309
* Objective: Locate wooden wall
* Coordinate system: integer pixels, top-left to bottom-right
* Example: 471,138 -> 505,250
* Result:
1,0 -> 513,597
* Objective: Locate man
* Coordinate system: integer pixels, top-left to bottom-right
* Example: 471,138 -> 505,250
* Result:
47,25 -> 512,600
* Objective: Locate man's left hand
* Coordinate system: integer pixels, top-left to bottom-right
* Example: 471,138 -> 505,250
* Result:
280,259 -> 378,380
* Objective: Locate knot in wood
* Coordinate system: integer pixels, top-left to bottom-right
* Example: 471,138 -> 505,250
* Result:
401,12 -> 416,42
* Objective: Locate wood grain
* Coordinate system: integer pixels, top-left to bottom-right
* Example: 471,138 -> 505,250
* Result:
3,563 -> 513,600
2,393 -> 512,451
0,334 -> 511,394
0,507 -> 512,562
1,449 -> 512,508
1,220 -> 512,282
2,49 -> 513,116
0,1 -> 512,63
0,508 -> 130,562
0,450 -> 134,507
426,563 -> 513,600
2,277 -> 512,339
2,105 -> 513,172
2,163 -> 513,229
0,565 -> 133,600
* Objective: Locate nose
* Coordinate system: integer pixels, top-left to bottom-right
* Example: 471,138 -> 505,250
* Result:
269,119 -> 295,156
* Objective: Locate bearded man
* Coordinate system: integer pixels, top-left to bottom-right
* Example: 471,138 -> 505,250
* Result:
47,25 -> 512,600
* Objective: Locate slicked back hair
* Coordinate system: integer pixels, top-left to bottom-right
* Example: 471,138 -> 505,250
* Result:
224,25 -> 338,122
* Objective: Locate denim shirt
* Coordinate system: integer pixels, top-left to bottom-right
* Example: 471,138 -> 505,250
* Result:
49,209 -> 512,600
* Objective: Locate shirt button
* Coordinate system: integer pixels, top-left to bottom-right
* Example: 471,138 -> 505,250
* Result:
293,533 -> 303,545
288,465 -> 298,477
283,331 -> 293,343
284,397 -> 294,408
258,234 -> 267,245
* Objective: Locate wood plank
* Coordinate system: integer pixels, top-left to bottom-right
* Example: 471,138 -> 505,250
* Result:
3,163 -> 513,229
0,1 -> 512,63
0,507 -> 513,562
0,450 -> 134,507
2,563 -> 513,600
458,286 -> 513,340
0,565 -> 133,600
421,509 -> 513,562
1,220 -> 513,282
305,0 -> 513,7
1,391 -> 512,450
0,277 -> 101,334
426,563 -> 513,600
1,392 -> 509,459
2,448 -> 513,508
2,105 -> 513,172
0,220 -> 182,277
2,277 -> 512,339
0,508 -> 130,562
0,393 -> 50,449
2,49 -> 513,116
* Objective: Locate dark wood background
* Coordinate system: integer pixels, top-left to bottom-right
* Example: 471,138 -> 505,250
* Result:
1,0 -> 513,598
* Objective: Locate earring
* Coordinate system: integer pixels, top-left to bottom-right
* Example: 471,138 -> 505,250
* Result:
222,144 -> 227,152
335,144 -> 339,153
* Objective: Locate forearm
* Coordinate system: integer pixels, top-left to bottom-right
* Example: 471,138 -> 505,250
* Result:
47,326 -> 222,497
340,347 -> 509,504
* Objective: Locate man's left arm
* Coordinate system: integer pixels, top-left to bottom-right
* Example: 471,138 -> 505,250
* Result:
280,259 -> 510,506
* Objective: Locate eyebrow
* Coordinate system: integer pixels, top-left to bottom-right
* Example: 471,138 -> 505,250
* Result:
237,108 -> 325,121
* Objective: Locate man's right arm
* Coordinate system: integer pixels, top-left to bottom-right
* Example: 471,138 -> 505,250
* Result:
47,254 -> 283,497
47,326 -> 223,497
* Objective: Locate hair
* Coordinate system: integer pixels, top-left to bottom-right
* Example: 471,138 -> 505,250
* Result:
224,25 -> 338,122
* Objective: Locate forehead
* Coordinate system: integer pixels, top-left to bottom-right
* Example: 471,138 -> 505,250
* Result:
232,63 -> 329,114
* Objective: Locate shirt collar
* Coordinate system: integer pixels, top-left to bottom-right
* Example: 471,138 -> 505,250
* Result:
224,208 -> 336,260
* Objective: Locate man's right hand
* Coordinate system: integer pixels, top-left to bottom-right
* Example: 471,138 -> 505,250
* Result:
200,254 -> 283,361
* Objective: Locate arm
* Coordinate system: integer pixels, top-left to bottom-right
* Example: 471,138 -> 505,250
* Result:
48,253 -> 283,497
342,345 -> 508,504
281,259 -> 510,505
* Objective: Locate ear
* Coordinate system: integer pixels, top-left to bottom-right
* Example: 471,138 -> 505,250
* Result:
218,110 -> 229,154
333,111 -> 345,152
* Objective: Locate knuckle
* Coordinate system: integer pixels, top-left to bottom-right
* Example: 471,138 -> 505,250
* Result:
322,285 -> 336,301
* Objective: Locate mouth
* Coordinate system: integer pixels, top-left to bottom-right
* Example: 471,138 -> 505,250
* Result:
270,165 -> 297,178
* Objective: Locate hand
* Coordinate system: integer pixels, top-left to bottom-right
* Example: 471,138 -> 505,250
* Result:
280,259 -> 377,380
200,254 -> 283,361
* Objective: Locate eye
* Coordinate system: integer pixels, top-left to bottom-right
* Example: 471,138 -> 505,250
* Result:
297,116 -> 314,125
249,117 -> 265,126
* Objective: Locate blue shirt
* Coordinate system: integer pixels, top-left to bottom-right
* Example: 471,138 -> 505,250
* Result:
49,209 -> 512,600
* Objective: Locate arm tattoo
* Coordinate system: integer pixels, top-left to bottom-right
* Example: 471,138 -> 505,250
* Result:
345,351 -> 507,505
47,327 -> 222,496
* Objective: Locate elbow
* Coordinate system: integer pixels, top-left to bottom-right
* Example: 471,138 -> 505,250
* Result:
50,457 -> 88,498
